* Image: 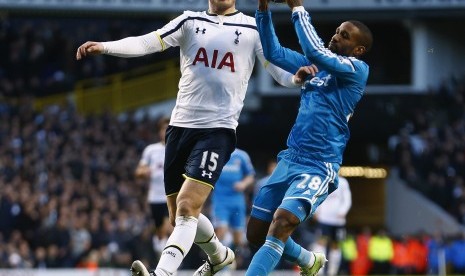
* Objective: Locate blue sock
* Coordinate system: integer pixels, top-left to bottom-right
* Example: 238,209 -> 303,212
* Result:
283,237 -> 311,267
245,236 -> 284,276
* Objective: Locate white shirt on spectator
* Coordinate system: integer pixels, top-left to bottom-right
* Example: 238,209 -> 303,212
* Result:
315,176 -> 352,226
139,142 -> 166,204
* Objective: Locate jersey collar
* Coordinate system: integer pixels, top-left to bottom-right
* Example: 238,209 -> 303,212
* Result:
206,10 -> 240,16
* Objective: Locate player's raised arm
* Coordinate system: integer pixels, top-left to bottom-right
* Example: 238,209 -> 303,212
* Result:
76,11 -> 192,61
285,0 -> 372,79
256,0 -> 310,75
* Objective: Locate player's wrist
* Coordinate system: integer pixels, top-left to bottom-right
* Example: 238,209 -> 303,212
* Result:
291,75 -> 303,87
258,0 -> 268,11
101,42 -> 109,54
292,75 -> 298,85
291,6 -> 305,13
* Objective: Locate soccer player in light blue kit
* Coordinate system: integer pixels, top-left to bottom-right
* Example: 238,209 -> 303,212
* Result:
246,0 -> 373,275
211,148 -> 255,255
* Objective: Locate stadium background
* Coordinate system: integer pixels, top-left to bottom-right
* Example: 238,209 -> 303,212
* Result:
0,0 -> 465,275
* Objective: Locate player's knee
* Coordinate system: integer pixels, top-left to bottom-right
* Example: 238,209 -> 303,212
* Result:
176,197 -> 202,217
269,212 -> 299,237
176,200 -> 194,216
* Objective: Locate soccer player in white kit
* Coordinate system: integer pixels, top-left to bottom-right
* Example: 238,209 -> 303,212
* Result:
135,117 -> 172,256
76,0 -> 310,275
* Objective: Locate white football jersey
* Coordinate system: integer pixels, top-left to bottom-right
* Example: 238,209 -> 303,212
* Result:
155,10 -> 290,129
139,142 -> 166,204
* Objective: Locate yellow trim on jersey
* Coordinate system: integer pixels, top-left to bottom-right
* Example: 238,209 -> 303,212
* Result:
264,60 -> 270,68
155,32 -> 166,51
182,174 -> 214,190
166,192 -> 179,197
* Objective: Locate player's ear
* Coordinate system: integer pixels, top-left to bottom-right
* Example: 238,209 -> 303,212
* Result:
353,45 -> 366,57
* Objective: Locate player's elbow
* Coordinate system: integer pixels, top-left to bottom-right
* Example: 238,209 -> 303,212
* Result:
135,168 -> 149,179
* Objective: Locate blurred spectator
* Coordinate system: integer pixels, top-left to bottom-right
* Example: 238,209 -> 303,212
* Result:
339,232 -> 357,275
210,148 -> 256,270
407,234 -> 428,274
69,213 -> 92,266
426,231 -> 445,275
45,244 -> 62,268
391,236 -> 413,275
34,247 -> 48,269
368,228 -> 393,275
352,227 -> 372,276
447,232 -> 465,274
313,176 -> 352,276
134,116 -> 172,257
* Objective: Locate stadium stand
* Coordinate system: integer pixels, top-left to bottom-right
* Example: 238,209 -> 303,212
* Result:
0,96 -> 464,274
1,1 -> 465,275
0,15 -> 176,98
389,75 -> 465,226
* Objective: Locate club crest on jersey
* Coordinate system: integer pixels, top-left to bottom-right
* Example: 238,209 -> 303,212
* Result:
195,27 -> 206,34
234,30 -> 242,45
193,47 -> 235,72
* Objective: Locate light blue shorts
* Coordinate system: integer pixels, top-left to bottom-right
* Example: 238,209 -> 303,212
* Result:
212,197 -> 246,230
251,151 -> 339,222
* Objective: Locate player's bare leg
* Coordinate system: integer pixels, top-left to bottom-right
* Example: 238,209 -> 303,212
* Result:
132,179 -> 212,276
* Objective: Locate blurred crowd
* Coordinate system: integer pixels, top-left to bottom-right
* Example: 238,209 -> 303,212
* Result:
0,15 -> 175,98
390,75 -> 465,226
1,13 -> 465,275
322,228 -> 465,275
0,98 -> 257,270
0,99 -> 464,275
0,98 -> 156,268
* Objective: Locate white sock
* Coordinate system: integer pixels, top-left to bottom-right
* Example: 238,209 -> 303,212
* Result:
309,252 -> 316,267
155,216 -> 198,275
327,248 -> 341,276
195,213 -> 227,264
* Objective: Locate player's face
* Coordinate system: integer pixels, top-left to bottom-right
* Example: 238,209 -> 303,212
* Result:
209,0 -> 236,15
328,22 -> 363,57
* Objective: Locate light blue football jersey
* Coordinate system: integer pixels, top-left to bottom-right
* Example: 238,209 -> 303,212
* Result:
256,9 -> 369,164
213,148 -> 255,201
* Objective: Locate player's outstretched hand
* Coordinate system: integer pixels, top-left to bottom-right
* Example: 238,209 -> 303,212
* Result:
76,41 -> 104,60
294,64 -> 318,84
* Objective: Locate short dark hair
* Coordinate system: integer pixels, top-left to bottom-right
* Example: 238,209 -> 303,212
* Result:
348,20 -> 373,53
